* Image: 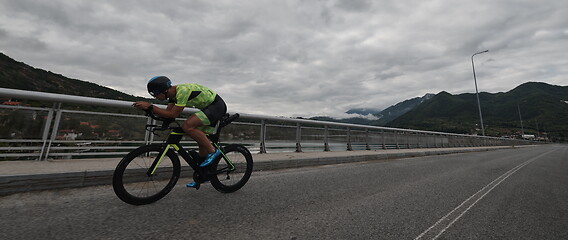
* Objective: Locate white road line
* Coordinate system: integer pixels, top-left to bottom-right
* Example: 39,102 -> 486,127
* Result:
415,149 -> 557,240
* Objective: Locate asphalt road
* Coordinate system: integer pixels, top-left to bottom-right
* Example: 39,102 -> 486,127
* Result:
1,145 -> 567,239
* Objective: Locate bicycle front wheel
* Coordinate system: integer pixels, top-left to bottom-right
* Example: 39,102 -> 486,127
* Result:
210,144 -> 253,193
113,144 -> 181,205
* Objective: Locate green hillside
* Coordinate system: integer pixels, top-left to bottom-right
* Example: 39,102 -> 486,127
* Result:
0,52 -> 144,101
387,82 -> 568,142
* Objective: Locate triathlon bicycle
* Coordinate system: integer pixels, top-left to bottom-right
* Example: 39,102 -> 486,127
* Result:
112,110 -> 253,205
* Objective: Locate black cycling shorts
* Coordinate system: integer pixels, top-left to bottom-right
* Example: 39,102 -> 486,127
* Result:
195,95 -> 227,129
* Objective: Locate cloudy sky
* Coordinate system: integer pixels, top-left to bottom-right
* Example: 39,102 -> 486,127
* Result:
1,0 -> 567,118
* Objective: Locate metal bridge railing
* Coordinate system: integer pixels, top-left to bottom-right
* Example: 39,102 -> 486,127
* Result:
0,87 -> 531,160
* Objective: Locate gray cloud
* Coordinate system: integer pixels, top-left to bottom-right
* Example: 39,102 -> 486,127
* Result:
1,0 -> 567,118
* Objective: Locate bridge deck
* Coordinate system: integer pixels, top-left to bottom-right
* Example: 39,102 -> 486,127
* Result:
1,146 -> 522,195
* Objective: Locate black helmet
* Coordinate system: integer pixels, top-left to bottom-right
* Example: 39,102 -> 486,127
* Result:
147,76 -> 172,97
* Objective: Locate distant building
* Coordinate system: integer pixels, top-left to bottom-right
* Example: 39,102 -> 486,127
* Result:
57,129 -> 81,140
522,134 -> 535,140
107,130 -> 121,138
2,101 -> 22,106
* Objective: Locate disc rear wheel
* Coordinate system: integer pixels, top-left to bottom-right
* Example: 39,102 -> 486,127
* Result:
210,144 -> 253,193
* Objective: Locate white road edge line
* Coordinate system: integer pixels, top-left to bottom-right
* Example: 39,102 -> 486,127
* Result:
415,148 -> 557,240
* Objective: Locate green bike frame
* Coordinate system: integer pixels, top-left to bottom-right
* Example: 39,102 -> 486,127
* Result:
145,130 -> 235,177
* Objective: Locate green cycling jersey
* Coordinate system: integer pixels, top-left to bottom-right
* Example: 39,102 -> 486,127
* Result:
169,83 -> 217,109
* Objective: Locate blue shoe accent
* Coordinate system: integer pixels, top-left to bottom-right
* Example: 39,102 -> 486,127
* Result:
186,182 -> 199,188
199,149 -> 220,167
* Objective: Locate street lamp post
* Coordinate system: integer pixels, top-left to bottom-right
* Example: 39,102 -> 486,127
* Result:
471,50 -> 489,136
518,103 -> 525,137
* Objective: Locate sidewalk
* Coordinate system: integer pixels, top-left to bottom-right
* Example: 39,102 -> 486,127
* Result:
0,146 -> 516,195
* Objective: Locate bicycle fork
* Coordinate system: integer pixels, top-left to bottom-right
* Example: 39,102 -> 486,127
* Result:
146,144 -> 180,177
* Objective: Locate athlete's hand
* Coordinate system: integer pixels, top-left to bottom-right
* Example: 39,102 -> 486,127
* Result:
132,101 -> 152,110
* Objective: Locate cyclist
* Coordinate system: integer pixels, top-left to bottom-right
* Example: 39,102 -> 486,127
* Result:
132,76 -> 227,188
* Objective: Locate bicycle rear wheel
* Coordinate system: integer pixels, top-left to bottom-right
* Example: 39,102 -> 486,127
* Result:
113,144 -> 181,205
210,144 -> 253,193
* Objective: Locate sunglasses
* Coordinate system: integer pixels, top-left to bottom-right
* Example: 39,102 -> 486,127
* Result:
150,90 -> 166,97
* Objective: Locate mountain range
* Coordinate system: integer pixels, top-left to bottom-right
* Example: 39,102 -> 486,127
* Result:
312,93 -> 435,125
1,52 -> 567,142
390,82 -> 568,139
325,82 -> 567,141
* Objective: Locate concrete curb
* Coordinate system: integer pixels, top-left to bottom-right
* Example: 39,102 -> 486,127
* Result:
0,147 -> 509,195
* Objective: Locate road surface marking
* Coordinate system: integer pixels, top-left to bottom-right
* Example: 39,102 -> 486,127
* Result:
415,149 -> 556,240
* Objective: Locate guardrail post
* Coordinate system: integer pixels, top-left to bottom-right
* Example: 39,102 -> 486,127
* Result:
416,133 -> 421,148
259,119 -> 267,153
395,131 -> 400,149
365,129 -> 371,150
38,103 -> 56,160
144,117 -> 155,145
382,130 -> 386,150
434,134 -> 438,148
324,125 -> 330,151
346,127 -> 353,151
43,103 -> 62,160
433,134 -> 437,148
295,123 -> 302,152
